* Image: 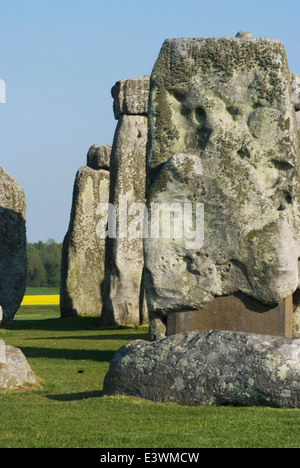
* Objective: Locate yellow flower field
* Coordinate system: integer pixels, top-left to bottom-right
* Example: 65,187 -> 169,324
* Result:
21,295 -> 60,305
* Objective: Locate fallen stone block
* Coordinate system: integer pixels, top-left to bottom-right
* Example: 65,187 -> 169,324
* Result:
103,329 -> 300,408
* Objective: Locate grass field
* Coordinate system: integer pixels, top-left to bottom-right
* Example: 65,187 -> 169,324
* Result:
0,305 -> 300,448
25,287 -> 60,296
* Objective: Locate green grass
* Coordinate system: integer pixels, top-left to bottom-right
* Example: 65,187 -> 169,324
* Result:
0,306 -> 300,448
25,287 -> 60,295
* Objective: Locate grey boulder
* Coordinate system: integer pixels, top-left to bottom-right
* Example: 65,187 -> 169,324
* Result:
0,346 -> 38,391
103,330 -> 300,407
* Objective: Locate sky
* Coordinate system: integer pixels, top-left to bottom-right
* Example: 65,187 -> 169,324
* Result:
0,0 -> 300,243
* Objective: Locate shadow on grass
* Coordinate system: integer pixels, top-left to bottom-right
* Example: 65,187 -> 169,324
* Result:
29,332 -> 150,342
2,315 -> 149,336
2,316 -> 102,332
46,390 -> 104,401
19,346 -> 116,362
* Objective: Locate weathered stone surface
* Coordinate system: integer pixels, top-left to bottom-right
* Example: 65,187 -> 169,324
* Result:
0,167 -> 27,321
87,144 -> 111,170
111,75 -> 150,119
296,112 -> 300,137
103,329 -> 300,408
0,346 -> 38,391
144,35 -> 300,338
293,290 -> 300,338
100,114 -> 148,326
235,31 -> 255,39
291,74 -> 300,111
60,165 -> 110,317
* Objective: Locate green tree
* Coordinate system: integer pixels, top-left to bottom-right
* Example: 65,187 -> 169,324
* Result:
26,240 -> 62,287
27,243 -> 47,287
42,239 -> 62,287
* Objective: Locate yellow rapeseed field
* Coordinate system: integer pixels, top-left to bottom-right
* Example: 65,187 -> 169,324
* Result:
21,295 -> 60,305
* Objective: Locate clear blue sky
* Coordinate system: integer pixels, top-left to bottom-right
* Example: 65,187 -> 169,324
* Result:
0,0 -> 299,243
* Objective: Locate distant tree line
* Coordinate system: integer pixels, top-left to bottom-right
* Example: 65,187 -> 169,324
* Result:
27,239 -> 62,287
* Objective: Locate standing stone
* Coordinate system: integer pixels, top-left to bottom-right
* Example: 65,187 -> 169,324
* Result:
144,35 -> 300,339
100,76 -> 150,327
291,74 -> 300,337
60,146 -> 111,317
0,167 -> 27,322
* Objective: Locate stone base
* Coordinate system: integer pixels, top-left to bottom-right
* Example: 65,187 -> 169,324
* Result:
103,330 -> 300,407
167,293 -> 293,338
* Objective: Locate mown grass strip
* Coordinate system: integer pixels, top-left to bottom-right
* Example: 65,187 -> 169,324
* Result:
1,306 -> 300,448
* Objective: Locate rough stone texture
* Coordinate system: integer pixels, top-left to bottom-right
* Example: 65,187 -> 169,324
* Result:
103,329 -> 300,408
0,346 -> 38,391
111,75 -> 150,119
293,290 -> 300,338
60,165 -> 110,317
100,114 -> 148,326
235,31 -> 255,39
87,144 -> 111,170
291,74 -> 300,111
0,167 -> 27,321
144,35 -> 300,338
296,112 -> 300,137
291,75 -> 300,143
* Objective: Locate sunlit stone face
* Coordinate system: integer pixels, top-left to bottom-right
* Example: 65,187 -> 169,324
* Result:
144,36 -> 300,318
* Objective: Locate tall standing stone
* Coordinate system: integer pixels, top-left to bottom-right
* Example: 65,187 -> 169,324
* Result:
60,145 -> 111,317
291,73 -> 300,337
0,167 -> 27,321
100,76 -> 150,327
144,34 -> 300,339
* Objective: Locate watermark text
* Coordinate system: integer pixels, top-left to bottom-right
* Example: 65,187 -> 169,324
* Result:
96,197 -> 204,249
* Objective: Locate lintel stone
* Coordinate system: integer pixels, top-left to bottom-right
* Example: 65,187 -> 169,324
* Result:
111,75 -> 150,119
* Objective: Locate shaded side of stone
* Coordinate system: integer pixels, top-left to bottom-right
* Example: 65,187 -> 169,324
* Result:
87,144 -> 112,170
0,167 -> 27,321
